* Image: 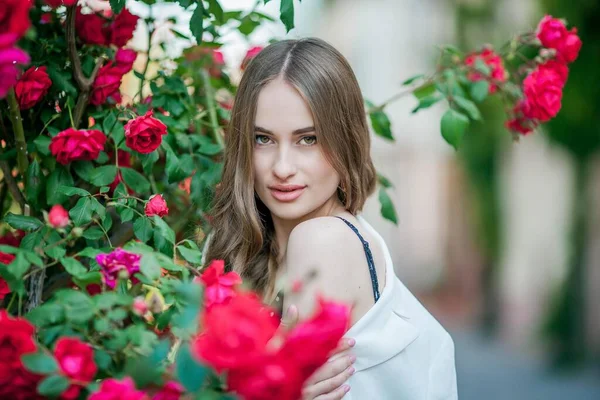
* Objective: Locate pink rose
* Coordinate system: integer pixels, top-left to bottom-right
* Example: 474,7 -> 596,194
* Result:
522,64 -> 564,122
115,48 -> 137,74
241,46 -> 263,70
96,248 -> 141,289
54,337 -> 97,400
464,47 -> 507,94
195,259 -> 241,309
88,377 -> 148,400
0,34 -> 30,99
144,194 -> 169,217
49,128 -> 107,165
536,15 -> 582,63
48,205 -> 70,228
151,381 -> 184,400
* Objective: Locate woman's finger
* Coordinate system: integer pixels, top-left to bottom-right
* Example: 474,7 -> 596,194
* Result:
328,337 -> 355,358
313,384 -> 351,400
305,354 -> 355,387
303,362 -> 354,399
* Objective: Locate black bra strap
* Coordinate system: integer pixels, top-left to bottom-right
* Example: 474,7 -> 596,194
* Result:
335,216 -> 380,302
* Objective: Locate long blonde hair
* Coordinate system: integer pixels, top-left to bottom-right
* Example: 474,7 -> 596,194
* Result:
203,38 -> 376,299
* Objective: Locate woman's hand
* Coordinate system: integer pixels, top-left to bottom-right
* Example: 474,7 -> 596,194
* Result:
279,304 -> 356,400
300,338 -> 356,400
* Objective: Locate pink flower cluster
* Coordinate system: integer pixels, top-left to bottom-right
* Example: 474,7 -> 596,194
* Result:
96,248 -> 142,289
192,260 -> 350,400
506,15 -> 582,135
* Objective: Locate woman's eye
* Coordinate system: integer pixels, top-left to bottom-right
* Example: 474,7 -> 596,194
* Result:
300,136 -> 317,145
255,134 -> 271,145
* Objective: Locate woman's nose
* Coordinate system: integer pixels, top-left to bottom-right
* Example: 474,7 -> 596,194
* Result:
272,150 -> 297,180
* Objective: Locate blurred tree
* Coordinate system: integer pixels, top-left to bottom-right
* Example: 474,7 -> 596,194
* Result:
539,0 -> 600,368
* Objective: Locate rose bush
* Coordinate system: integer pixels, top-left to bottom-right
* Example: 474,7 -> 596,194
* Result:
0,1 -> 580,398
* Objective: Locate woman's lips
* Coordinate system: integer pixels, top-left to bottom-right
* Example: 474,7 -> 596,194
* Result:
269,187 -> 306,202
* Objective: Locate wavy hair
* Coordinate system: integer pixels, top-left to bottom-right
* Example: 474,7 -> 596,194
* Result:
203,38 -> 377,300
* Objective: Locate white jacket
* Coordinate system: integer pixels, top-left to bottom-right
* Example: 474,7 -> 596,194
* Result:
341,216 -> 458,399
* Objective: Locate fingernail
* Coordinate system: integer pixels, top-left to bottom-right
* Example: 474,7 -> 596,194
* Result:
347,338 -> 356,347
343,385 -> 351,392
348,366 -> 355,375
349,354 -> 356,363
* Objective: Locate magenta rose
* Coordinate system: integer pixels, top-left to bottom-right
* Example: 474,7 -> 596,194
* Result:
151,381 -> 183,400
464,47 -> 507,94
96,248 -> 141,289
536,15 -> 582,63
0,34 -> 30,99
241,46 -> 263,70
14,66 -> 52,109
91,62 -> 124,105
115,48 -> 137,74
125,111 -> 167,154
54,337 -> 97,400
522,65 -> 565,122
49,128 -> 107,165
89,377 -> 147,400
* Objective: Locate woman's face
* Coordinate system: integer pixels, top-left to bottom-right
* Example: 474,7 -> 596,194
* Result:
253,77 -> 341,223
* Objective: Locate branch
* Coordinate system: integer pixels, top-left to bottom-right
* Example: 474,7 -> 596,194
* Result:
200,69 -> 224,148
66,7 -> 104,128
0,161 -> 26,211
6,89 -> 29,176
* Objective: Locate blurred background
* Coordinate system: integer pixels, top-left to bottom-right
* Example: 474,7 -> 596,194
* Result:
123,0 -> 600,398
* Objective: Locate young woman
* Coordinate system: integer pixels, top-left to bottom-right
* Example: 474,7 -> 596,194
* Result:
203,38 -> 458,399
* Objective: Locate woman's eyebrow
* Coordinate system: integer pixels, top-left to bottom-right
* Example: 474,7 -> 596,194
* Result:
254,126 -> 316,135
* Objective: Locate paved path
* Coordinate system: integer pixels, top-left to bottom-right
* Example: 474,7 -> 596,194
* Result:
452,330 -> 600,400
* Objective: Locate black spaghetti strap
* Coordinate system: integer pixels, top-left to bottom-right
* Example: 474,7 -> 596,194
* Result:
335,216 -> 380,302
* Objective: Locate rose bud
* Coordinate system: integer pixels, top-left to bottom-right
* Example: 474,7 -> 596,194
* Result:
144,194 -> 169,217
132,297 -> 148,316
48,205 -> 70,228
14,66 -> 52,110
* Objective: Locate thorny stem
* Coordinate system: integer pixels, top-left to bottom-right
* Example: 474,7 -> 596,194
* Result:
6,89 -> 29,176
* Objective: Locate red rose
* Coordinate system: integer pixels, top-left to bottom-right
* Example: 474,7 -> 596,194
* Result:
49,128 -> 107,165
75,7 -> 108,46
0,252 -> 15,265
48,204 -> 70,228
91,62 -> 124,105
522,65 -> 564,122
279,297 -> 350,380
0,34 -> 31,99
536,15 -> 582,63
0,311 -> 43,399
241,46 -> 263,70
192,293 -> 279,372
115,48 -> 137,74
195,259 -> 241,309
54,337 -> 97,400
14,66 -> 52,110
227,353 -> 303,400
0,278 -> 10,301
0,0 -> 32,39
124,110 -> 167,154
144,194 -> 169,217
151,381 -> 184,400
45,0 -> 77,7
108,8 -> 139,47
464,48 -> 507,93
88,377 -> 148,400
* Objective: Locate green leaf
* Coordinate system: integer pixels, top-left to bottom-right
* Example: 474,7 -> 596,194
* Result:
7,252 -> 30,279
26,303 -> 64,327
176,343 -> 208,392
411,94 -> 443,113
58,186 -> 91,197
46,166 -> 74,205
119,207 -> 135,223
140,253 -> 161,280
152,215 -> 175,244
177,245 -> 202,264
72,161 -> 95,181
120,167 -> 151,193
453,96 -> 482,121
470,80 -> 489,103
69,197 -> 94,226
474,58 -> 491,76
47,64 -> 77,96
279,0 -> 295,32
94,292 -> 132,309
83,227 -> 105,240
133,217 -> 153,243
25,160 -> 44,210
55,289 -> 95,324
77,247 -> 104,259
402,74 -> 425,86
4,213 -> 43,231
90,165 -> 118,187
61,257 -> 88,278
413,83 -> 436,100
44,230 -> 66,259
34,135 -> 51,156
22,351 -> 58,374
37,374 -> 70,397
377,173 -> 393,189
139,151 -> 159,175
378,188 -> 398,225
190,1 -> 205,44
207,0 -> 224,22
440,109 -> 469,150
109,0 -> 126,15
